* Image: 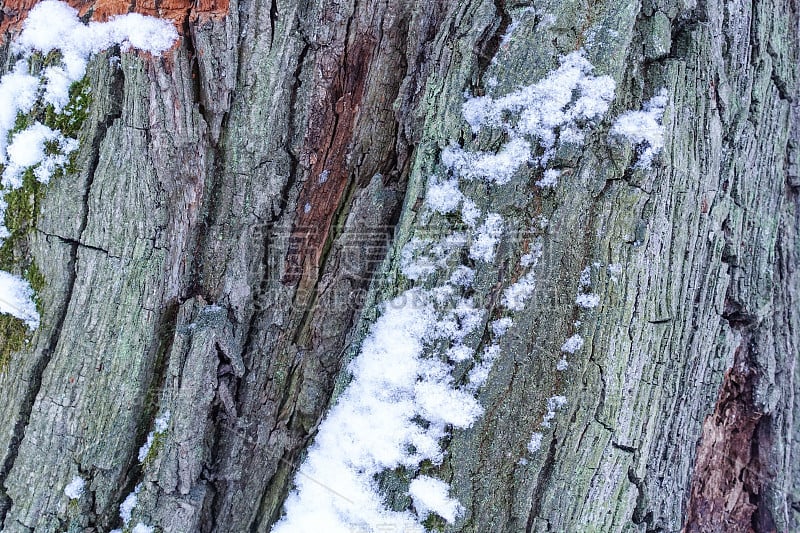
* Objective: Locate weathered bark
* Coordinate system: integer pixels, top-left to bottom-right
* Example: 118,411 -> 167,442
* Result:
0,0 -> 797,531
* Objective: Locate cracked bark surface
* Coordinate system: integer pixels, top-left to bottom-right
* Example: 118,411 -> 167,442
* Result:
0,0 -> 797,531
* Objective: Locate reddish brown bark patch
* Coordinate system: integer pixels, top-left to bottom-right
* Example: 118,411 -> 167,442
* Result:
283,36 -> 377,285
0,0 -> 228,38
684,338 -> 771,532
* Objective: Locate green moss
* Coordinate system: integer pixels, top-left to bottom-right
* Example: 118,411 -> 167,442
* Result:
141,430 -> 167,467
9,112 -> 33,139
24,261 -> 46,312
0,169 -> 44,367
0,169 -> 44,269
418,459 -> 438,476
26,50 -> 62,73
0,70 -> 92,368
43,75 -> 92,138
0,314 -> 28,368
422,514 -> 447,531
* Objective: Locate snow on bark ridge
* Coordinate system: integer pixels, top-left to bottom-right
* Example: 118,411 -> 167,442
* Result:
609,89 -> 669,168
455,51 -> 616,169
0,270 -> 40,328
63,475 -> 85,499
0,0 -> 177,328
273,51 -> 618,532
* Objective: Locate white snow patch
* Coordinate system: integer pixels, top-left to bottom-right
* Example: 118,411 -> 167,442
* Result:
0,271 -> 40,328
131,524 -> 154,533
64,476 -> 85,499
609,89 -> 668,168
401,234 -> 467,281
137,411 -> 170,462
491,317 -> 513,337
272,291 -> 482,532
561,334 -> 584,354
469,213 -> 504,262
501,272 -> 536,311
467,344 -> 500,390
409,476 -> 463,523
448,265 -> 475,288
460,51 -> 615,165
446,344 -> 474,363
579,265 -> 592,287
16,1 -> 178,57
502,240 -> 544,311
426,178 -> 464,214
2,123 -> 78,187
119,484 -> 141,526
442,137 -> 531,185
527,432 -> 543,453
536,168 -> 560,188
541,395 -> 568,428
575,293 -> 600,308
460,198 -> 481,228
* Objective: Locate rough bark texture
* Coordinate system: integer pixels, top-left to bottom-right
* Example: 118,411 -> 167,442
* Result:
0,0 -> 797,531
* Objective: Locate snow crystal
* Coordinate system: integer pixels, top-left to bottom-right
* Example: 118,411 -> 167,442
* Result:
469,213 -> 504,262
502,241 -> 543,311
541,395 -> 568,428
409,476 -> 463,523
579,265 -> 592,287
448,265 -> 475,288
491,317 -> 513,337
446,344 -> 474,362
527,432 -> 543,453
460,51 -> 615,165
400,234 -> 467,281
33,137 -> 79,184
0,271 -> 40,328
536,168 -> 560,188
119,485 -> 140,525
561,334 -> 584,354
499,21 -> 520,48
426,178 -> 464,214
436,298 -> 485,344
575,293 -> 600,308
609,89 -> 668,168
467,344 -> 500,390
137,411 -> 170,462
64,476 -> 85,499
460,198 -> 481,228
502,271 -> 536,311
442,137 -> 531,185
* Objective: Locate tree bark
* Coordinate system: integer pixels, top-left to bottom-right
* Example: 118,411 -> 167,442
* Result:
0,0 -> 797,531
